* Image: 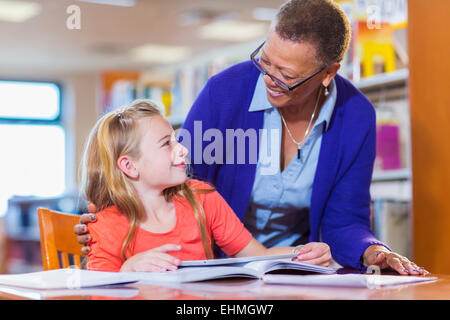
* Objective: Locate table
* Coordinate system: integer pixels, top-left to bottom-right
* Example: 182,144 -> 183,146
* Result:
0,273 -> 448,300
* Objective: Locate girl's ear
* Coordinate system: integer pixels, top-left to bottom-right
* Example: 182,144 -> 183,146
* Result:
117,155 -> 138,179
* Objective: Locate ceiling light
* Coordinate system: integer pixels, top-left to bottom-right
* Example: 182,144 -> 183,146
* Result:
130,44 -> 191,64
77,0 -> 135,7
198,20 -> 268,42
0,0 -> 41,22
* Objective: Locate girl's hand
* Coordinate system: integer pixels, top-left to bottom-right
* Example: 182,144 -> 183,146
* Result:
292,242 -> 332,267
120,244 -> 182,272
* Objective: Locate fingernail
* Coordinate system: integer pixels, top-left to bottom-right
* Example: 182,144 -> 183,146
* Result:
404,269 -> 409,274
91,215 -> 96,221
85,235 -> 89,240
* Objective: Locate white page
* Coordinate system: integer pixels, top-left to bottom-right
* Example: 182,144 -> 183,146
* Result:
244,259 -> 337,275
179,254 -> 296,267
0,285 -> 139,300
262,274 -> 437,288
133,266 -> 260,284
0,269 -> 140,290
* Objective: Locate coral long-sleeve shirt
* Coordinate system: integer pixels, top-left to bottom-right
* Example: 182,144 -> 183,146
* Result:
87,180 -> 252,272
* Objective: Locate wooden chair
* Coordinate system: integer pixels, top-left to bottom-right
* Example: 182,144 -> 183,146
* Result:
37,207 -> 84,270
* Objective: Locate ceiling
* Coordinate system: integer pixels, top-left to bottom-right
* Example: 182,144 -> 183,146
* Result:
0,0 -> 286,74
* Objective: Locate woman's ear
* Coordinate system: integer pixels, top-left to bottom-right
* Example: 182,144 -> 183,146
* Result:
322,62 -> 340,88
117,155 -> 138,179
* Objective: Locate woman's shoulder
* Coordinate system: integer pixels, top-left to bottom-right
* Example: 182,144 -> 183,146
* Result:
334,74 -> 376,125
335,74 -> 375,113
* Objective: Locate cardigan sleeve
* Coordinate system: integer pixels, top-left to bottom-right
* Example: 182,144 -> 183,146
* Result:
320,98 -> 390,270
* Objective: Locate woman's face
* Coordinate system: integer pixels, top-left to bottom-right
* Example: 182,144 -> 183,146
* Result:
132,115 -> 188,191
260,31 -> 328,109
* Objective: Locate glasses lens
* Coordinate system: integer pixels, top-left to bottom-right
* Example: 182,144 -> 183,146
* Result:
272,78 -> 289,91
252,43 -> 290,91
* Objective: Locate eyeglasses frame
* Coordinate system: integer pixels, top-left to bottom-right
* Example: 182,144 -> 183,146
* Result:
250,41 -> 327,91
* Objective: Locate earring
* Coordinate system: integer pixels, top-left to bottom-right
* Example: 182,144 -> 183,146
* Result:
324,86 -> 329,97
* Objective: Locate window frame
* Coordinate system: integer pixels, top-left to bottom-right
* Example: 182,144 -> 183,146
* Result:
0,78 -> 63,123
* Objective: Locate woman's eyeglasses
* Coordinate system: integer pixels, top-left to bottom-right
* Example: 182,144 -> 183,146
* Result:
250,41 -> 326,91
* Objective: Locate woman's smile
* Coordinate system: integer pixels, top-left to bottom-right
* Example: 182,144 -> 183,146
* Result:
266,86 -> 286,99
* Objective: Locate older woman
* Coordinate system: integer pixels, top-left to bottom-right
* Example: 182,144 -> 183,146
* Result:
76,0 -> 426,274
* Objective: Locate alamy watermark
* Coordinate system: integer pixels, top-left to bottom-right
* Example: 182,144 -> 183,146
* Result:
66,4 -> 81,30
176,121 -> 281,176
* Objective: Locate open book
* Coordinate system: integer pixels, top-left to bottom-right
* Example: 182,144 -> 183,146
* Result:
262,274 -> 437,288
0,269 -> 140,290
133,256 -> 337,284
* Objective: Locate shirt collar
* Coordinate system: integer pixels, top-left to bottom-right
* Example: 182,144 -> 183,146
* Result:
248,74 -> 337,131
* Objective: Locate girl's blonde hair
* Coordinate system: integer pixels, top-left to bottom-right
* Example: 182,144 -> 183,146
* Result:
79,100 -> 214,261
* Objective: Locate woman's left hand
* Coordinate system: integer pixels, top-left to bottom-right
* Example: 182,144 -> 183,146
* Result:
363,245 -> 429,276
292,242 -> 332,267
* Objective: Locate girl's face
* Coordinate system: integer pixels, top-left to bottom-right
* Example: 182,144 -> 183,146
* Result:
132,115 -> 188,191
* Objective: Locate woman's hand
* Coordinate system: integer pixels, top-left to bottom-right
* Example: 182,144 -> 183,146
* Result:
73,203 -> 97,255
120,244 -> 182,272
292,242 -> 332,267
363,245 -> 429,276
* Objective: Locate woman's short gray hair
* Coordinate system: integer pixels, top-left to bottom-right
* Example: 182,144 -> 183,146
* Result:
273,0 -> 351,66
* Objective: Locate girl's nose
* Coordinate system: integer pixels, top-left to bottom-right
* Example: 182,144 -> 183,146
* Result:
176,141 -> 188,158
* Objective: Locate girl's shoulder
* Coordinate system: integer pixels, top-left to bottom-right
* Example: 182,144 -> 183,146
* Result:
89,206 -> 129,240
186,179 -> 215,191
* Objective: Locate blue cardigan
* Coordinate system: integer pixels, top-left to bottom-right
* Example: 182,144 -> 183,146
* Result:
181,61 -> 386,269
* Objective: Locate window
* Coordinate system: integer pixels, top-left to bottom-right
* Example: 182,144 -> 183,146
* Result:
0,80 -> 64,217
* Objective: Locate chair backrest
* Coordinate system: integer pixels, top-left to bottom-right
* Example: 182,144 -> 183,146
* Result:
37,207 -> 83,270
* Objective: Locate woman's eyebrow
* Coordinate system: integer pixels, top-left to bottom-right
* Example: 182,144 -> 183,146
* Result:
261,49 -> 303,77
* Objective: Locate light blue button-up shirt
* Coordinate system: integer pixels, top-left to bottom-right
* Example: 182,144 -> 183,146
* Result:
243,74 -> 337,248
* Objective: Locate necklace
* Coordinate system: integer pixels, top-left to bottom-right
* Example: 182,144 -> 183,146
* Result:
279,86 -> 323,159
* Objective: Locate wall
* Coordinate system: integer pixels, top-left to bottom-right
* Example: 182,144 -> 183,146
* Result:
409,0 -> 450,274
0,70 -> 100,194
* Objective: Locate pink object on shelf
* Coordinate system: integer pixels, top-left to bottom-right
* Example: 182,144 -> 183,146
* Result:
376,124 -> 401,170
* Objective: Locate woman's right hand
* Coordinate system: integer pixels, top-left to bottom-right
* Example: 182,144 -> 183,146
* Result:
73,203 -> 98,255
119,244 -> 182,272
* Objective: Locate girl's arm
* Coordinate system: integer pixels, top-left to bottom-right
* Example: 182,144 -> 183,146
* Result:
233,238 -> 332,267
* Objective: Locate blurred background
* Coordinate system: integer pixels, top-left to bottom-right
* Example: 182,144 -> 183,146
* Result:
0,0 -> 447,274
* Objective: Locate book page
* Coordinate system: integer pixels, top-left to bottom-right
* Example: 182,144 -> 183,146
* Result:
262,274 -> 437,288
243,259 -> 337,276
0,269 -> 140,290
134,266 -> 261,284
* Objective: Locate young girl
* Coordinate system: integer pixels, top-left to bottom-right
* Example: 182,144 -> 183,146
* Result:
80,100 -> 331,272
